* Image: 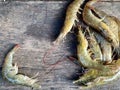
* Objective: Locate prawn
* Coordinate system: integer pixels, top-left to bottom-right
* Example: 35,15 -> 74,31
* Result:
53,0 -> 85,45
2,44 -> 41,88
73,59 -> 120,89
82,0 -> 119,47
93,8 -> 119,40
77,25 -> 109,70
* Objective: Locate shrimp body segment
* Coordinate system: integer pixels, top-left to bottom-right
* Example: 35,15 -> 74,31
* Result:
2,44 -> 41,88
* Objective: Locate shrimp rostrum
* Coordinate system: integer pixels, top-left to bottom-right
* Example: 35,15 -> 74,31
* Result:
2,44 -> 41,88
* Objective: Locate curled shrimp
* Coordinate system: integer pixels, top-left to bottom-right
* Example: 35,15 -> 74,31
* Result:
2,44 -> 41,88
82,0 -> 119,47
53,0 -> 85,45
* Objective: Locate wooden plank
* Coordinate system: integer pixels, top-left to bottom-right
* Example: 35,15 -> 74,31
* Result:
0,1 -> 119,90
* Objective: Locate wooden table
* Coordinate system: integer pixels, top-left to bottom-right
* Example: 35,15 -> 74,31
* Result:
0,0 -> 120,90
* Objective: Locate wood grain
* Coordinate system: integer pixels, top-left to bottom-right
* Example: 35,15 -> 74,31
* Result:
0,1 -> 120,90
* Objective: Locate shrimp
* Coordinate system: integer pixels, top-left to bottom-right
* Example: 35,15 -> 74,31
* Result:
77,25 -> 109,70
73,59 -> 120,89
2,44 -> 41,88
82,0 -> 119,47
53,0 -> 85,45
73,68 -> 115,87
93,8 -> 119,40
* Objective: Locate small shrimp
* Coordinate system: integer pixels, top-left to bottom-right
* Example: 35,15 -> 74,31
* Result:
93,8 -> 119,47
2,44 -> 41,88
77,25 -> 109,70
73,68 -> 115,87
53,0 -> 85,45
73,59 -> 120,89
82,0 -> 119,47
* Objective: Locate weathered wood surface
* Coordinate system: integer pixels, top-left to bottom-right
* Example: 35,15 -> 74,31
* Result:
0,0 -> 120,90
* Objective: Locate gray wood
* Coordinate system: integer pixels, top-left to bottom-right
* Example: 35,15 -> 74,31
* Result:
0,1 -> 120,90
